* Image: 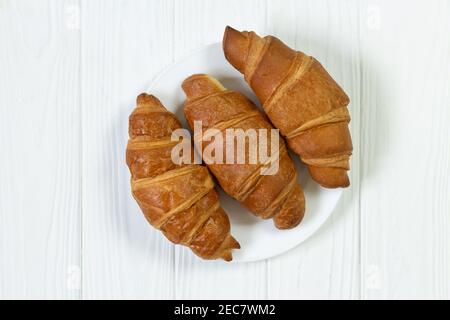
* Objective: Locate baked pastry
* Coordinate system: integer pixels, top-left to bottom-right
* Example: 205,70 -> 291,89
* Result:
126,93 -> 240,261
182,74 -> 305,229
223,26 -> 353,188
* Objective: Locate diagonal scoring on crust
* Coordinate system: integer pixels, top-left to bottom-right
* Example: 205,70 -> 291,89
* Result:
127,137 -> 179,150
234,145 -> 287,202
244,32 -> 271,84
301,153 -> 350,170
193,109 -> 261,142
284,106 -> 351,139
182,201 -> 220,245
262,52 -> 314,114
260,169 -> 298,219
132,165 -> 215,229
186,90 -> 288,204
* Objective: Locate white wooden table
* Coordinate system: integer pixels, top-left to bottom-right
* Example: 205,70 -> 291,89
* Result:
1,0 -> 449,300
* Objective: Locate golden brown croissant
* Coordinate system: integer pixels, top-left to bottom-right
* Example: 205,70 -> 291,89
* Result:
182,74 -> 305,229
223,26 -> 353,188
126,93 -> 240,261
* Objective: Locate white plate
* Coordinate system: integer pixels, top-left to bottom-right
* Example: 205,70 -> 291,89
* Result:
148,42 -> 342,262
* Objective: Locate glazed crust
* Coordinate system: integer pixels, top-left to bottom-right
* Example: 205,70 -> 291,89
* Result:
223,26 -> 353,188
126,93 -> 239,261
182,74 -> 305,229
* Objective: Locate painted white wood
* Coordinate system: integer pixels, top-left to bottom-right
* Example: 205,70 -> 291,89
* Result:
0,0 -> 81,299
1,0 -> 450,300
266,0 -> 361,299
359,0 -> 450,299
80,0 -> 177,299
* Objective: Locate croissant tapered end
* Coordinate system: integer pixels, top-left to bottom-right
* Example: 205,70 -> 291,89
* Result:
136,93 -> 166,111
223,26 -> 249,74
218,236 -> 241,262
221,251 -> 233,262
182,74 -> 226,101
273,184 -> 305,230
229,236 -> 241,249
308,166 -> 350,188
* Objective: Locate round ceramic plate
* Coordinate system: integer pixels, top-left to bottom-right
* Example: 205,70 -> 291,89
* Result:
148,42 -> 342,262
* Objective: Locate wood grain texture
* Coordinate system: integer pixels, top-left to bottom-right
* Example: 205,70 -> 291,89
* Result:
1,0 -> 450,300
80,0 -> 177,299
0,0 -> 81,299
266,0 -> 360,299
359,0 -> 450,299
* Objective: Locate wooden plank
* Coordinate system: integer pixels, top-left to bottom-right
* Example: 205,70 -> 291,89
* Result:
80,0 -> 177,299
359,0 -> 450,299
0,0 -> 81,299
266,0 -> 361,299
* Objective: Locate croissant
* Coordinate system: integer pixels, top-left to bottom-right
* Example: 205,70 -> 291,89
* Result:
126,93 -> 240,261
223,26 -> 353,188
182,74 -> 305,229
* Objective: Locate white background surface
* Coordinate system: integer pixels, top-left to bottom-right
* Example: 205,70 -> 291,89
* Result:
0,0 -> 449,299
